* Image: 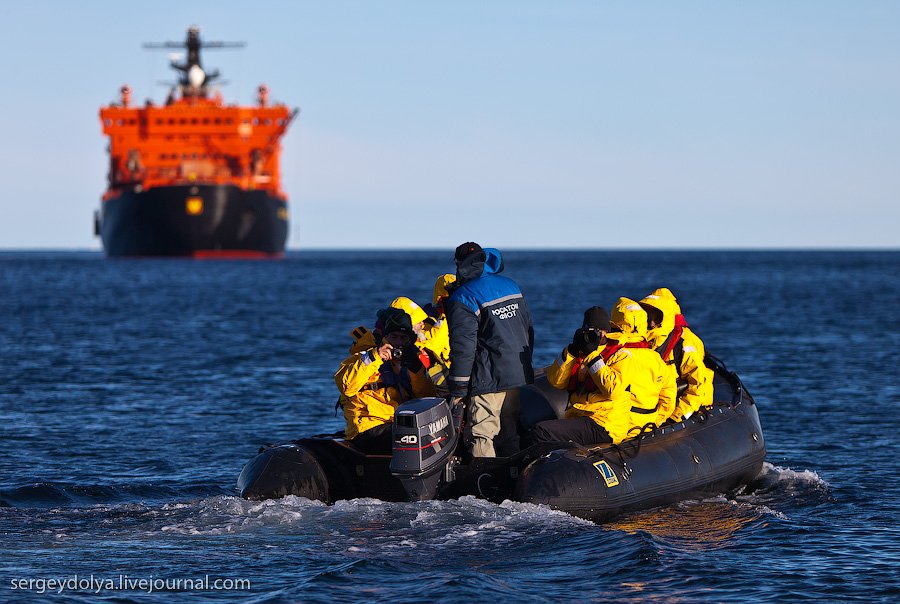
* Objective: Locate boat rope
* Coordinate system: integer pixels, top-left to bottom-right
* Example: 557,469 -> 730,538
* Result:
608,444 -> 635,479
587,421 -> 658,479
695,406 -> 711,423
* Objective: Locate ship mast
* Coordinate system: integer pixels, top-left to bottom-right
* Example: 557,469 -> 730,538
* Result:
143,26 -> 244,98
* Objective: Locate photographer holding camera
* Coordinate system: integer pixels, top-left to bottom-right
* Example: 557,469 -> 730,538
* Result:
334,307 -> 436,454
530,306 -> 616,445
531,299 -> 676,446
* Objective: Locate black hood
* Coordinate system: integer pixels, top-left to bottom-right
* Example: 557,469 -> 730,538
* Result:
456,250 -> 486,284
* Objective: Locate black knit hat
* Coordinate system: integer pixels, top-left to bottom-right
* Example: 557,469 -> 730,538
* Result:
582,306 -> 610,331
454,242 -> 485,262
376,307 -> 413,336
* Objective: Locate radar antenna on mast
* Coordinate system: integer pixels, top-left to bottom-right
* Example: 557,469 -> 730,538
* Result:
143,26 -> 245,96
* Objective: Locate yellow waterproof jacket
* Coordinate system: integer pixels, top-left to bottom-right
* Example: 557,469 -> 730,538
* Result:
548,337 -> 675,443
424,318 -> 452,387
420,318 -> 451,365
432,273 -> 457,306
641,288 -> 714,422
345,319 -> 450,397
334,348 -> 436,440
546,345 -> 605,408
344,322 -> 447,395
548,297 -> 676,441
419,317 -> 451,396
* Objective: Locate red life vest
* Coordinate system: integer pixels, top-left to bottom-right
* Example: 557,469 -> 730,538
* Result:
418,349 -> 432,369
600,339 -> 650,362
567,355 -> 603,394
660,314 -> 688,363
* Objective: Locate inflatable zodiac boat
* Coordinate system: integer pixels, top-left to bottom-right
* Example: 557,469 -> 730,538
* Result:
237,356 -> 766,522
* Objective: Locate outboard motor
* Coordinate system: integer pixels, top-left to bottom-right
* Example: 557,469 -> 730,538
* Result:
389,397 -> 458,501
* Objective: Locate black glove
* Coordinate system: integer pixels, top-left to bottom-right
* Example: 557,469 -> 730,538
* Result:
450,396 -> 465,432
400,345 -> 424,372
568,327 -> 602,357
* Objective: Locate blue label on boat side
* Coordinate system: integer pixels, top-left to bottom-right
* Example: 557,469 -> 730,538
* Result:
593,460 -> 619,487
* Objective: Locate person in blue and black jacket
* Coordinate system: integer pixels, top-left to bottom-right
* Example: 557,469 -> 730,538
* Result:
446,242 -> 534,458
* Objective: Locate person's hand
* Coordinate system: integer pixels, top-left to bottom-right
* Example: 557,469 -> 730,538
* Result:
400,345 -> 424,371
376,343 -> 394,361
449,396 -> 465,431
568,328 -> 602,357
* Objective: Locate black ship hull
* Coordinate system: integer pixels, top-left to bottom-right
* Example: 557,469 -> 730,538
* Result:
99,185 -> 288,257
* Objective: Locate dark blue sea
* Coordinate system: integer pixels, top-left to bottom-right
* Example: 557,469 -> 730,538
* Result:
2,250 -> 899,602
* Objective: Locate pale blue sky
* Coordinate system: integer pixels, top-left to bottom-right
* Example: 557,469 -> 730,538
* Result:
0,1 -> 897,249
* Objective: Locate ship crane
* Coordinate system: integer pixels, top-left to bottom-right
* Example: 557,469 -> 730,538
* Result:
143,26 -> 244,97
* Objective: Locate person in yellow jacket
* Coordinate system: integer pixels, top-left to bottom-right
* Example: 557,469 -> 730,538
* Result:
531,298 -> 676,445
428,273 -> 456,323
423,273 -> 457,366
391,291 -> 452,394
341,292 -> 449,388
639,287 -> 714,423
334,307 -> 436,454
538,306 -> 613,443
332,325 -> 380,416
389,296 -> 448,364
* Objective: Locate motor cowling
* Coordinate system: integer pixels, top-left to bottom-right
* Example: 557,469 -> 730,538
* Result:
389,397 -> 458,501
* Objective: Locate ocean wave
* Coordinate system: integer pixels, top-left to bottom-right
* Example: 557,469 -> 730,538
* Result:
155,494 -> 593,543
0,481 -> 228,508
732,461 -> 834,509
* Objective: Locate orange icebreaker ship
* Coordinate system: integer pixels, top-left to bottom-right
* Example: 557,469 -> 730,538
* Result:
96,27 -> 298,257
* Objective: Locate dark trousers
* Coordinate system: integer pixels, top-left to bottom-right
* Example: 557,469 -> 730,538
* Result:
351,423 -> 393,454
530,416 -> 613,446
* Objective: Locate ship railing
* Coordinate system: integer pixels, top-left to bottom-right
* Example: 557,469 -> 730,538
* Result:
112,167 -> 279,192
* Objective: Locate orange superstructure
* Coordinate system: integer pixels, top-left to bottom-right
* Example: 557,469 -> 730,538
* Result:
100,86 -> 295,198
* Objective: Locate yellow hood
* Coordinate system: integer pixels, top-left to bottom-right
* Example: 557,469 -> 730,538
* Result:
640,287 -> 681,347
432,274 -> 457,306
607,297 -> 648,343
390,296 -> 428,325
